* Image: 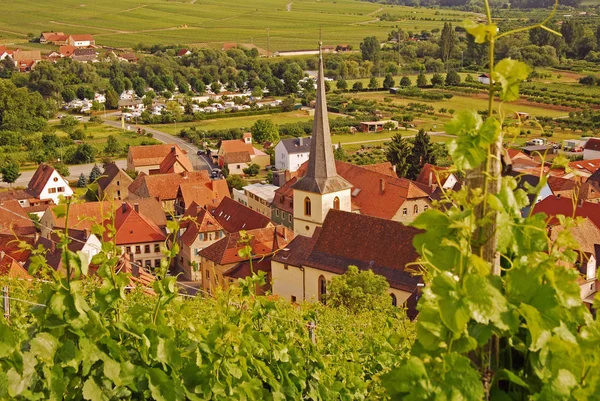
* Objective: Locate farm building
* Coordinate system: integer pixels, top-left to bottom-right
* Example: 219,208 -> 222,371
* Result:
359,120 -> 398,132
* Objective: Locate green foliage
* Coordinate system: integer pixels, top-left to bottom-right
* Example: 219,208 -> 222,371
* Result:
360,36 -> 380,61
385,133 -> 412,178
368,76 -> 379,89
242,163 -> 260,176
60,115 -> 79,133
250,119 -> 279,144
430,73 -> 444,87
416,71 -> 428,88
445,70 -> 461,86
336,78 -> 347,91
105,87 -> 119,110
383,73 -> 395,89
407,129 -> 436,179
104,135 -> 120,156
333,143 -> 347,161
68,143 -> 96,165
226,174 -> 247,191
77,173 -> 88,188
327,265 -> 391,313
399,76 -> 411,87
0,159 -> 21,184
352,81 -> 363,91
89,164 -> 102,182
53,162 -> 69,178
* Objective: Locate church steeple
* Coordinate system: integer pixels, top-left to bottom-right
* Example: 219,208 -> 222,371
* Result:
292,43 -> 352,195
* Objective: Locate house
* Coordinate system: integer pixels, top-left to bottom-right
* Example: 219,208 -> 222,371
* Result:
58,45 -> 76,58
547,176 -> 579,200
0,46 -> 15,60
478,73 -> 491,85
211,197 -> 273,234
415,164 -> 458,192
173,178 -> 230,215
274,137 -> 312,172
532,195 -> 600,229
240,183 -> 279,217
199,226 -> 292,295
359,120 -> 398,132
584,138 -> 600,160
0,200 -> 37,237
97,162 -> 134,201
72,48 -> 98,62
271,209 -> 422,309
28,229 -> 101,273
67,34 -> 95,48
127,144 -> 190,174
118,52 -> 139,63
0,234 -> 34,278
177,206 -> 225,281
271,177 -> 296,229
39,199 -> 167,239
0,189 -> 53,219
177,49 -> 191,57
509,171 -> 553,216
0,252 -> 31,279
128,170 -> 225,213
217,133 -> 270,174
26,163 -> 73,205
40,32 -> 65,44
222,43 -> 238,51
12,50 -> 42,72
158,146 -> 194,174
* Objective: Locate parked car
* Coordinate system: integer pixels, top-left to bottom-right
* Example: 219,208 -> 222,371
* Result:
211,169 -> 221,179
197,150 -> 204,155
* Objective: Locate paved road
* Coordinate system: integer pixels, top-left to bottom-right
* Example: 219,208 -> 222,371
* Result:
101,119 -> 213,172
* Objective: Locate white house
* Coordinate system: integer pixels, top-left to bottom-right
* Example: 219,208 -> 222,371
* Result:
67,34 -> 95,48
275,137 -> 312,172
478,73 -> 491,85
584,138 -> 600,160
26,163 -> 74,205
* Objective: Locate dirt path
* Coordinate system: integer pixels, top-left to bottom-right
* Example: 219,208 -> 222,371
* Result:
49,20 -> 126,33
287,2 -> 292,11
107,4 -> 148,16
366,6 -> 383,16
0,29 -> 27,38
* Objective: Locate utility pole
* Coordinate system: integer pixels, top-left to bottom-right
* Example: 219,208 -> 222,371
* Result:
266,28 -> 270,57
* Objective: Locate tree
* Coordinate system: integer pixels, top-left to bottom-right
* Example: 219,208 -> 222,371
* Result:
407,129 -> 435,179
327,265 -> 391,312
334,143 -> 347,161
368,77 -> 378,90
69,144 -> 96,165
430,73 -> 444,87
579,75 -> 597,86
104,135 -> 120,156
383,74 -> 395,89
360,36 -> 380,61
226,174 -> 247,191
77,173 -> 88,188
352,81 -> 363,91
416,72 -> 428,88
132,77 -> 147,98
89,164 -> 102,182
0,80 -> 49,133
400,76 -> 412,87
251,119 -> 279,144
445,70 -> 461,86
105,87 -> 119,110
385,134 -> 412,178
1,160 -> 21,185
439,22 -> 456,63
242,163 -> 260,176
60,115 -> 79,133
336,78 -> 347,91
54,162 -> 69,177
61,87 -> 76,103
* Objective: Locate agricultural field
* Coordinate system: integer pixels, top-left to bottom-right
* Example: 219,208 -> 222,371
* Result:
0,0 -> 474,51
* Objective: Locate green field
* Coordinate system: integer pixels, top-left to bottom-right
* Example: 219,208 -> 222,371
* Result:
0,0 -> 474,51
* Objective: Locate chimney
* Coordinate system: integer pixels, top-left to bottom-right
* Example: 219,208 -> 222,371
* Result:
171,146 -> 176,153
299,137 -> 303,146
129,254 -> 139,277
0,251 -> 4,262
34,232 -> 40,242
428,171 -> 433,188
380,178 -> 385,194
50,241 -> 56,253
121,202 -> 127,213
182,171 -> 188,179
134,203 -> 139,213
83,228 -> 89,240
578,198 -> 584,207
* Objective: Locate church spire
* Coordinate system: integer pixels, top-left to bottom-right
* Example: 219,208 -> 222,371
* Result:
292,43 -> 352,194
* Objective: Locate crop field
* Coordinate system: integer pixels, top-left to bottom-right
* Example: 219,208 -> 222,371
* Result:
0,0 -> 474,51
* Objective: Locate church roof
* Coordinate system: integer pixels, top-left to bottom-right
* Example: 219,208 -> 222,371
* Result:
292,45 -> 351,195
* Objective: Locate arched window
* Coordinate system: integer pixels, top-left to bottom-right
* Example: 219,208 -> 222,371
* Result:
414,205 -> 419,214
333,196 -> 340,210
304,197 -> 312,216
318,275 -> 326,304
391,293 -> 397,307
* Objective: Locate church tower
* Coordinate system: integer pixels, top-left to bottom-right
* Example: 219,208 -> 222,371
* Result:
292,44 -> 353,237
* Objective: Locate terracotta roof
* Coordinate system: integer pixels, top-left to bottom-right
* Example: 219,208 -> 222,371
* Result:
0,233 -> 34,264
532,195 -> 600,228
550,217 -> 600,256
360,162 -> 397,177
128,144 -> 187,167
415,163 -> 450,188
0,200 -> 37,236
571,159 -> 600,176
584,138 -> 600,152
97,162 -> 132,190
220,140 -> 255,157
223,43 -> 238,50
31,230 -> 90,272
177,49 -> 190,56
41,32 -> 65,40
272,230 -> 319,267
115,257 -> 155,292
177,179 -> 230,211
0,254 -> 31,279
70,34 -> 94,41
200,226 -> 292,265
180,208 -> 223,247
0,190 -> 31,202
507,148 -> 529,160
297,160 -> 430,219
272,177 -> 296,214
119,52 -> 138,62
224,151 -> 252,164
108,202 -> 166,245
547,175 -> 577,196
224,258 -> 272,284
159,147 -> 194,173
289,210 -> 422,292
27,163 -> 63,198
59,45 -> 76,57
129,170 -> 212,201
13,50 -> 41,61
211,197 -> 272,234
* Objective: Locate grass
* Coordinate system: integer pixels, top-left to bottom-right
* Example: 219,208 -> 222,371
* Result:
0,0 -> 474,51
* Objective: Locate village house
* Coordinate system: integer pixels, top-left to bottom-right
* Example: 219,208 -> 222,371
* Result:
584,138 -> 600,161
177,205 -> 225,281
177,48 -> 191,57
26,163 -> 74,205
127,144 -> 190,174
0,252 -> 31,279
217,133 -> 270,175
478,73 -> 491,85
0,200 -> 37,237
158,146 -> 194,174
359,120 -> 398,133
29,229 -> 101,273
198,226 -> 292,295
0,46 -> 15,60
415,163 -> 459,192
67,34 -> 95,48
532,195 -> 600,230
0,234 -> 34,279
72,48 -> 98,63
129,170 -> 227,214
239,183 -> 279,218
0,189 -> 53,219
271,209 -> 422,309
274,137 -> 312,172
12,50 -> 42,72
211,197 -> 273,234
97,162 -> 134,201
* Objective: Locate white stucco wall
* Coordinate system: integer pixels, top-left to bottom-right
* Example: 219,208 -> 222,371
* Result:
39,171 -> 74,204
293,188 -> 351,237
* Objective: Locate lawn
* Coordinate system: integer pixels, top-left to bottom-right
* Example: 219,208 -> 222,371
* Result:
0,0 -> 475,51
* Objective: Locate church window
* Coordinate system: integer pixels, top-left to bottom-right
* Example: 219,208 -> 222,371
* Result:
333,197 -> 340,210
318,275 -> 326,304
304,197 -> 312,216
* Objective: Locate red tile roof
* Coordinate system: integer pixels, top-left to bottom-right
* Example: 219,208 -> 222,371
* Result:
0,233 -> 34,264
211,197 -> 272,234
584,138 -> 600,152
0,254 -> 31,279
415,163 -> 450,188
532,195 -> 600,228
0,200 -> 37,236
360,162 -> 397,177
272,177 -> 296,214
200,226 -> 292,265
223,151 -> 252,164
220,139 -> 255,156
177,49 -> 190,56
177,179 -> 230,211
59,45 -> 76,57
159,147 -> 194,174
69,34 -> 94,42
27,163 -> 63,198
128,144 -> 187,167
108,202 -> 166,245
507,148 -> 529,160
547,175 -> 577,196
129,170 -> 213,201
180,208 -> 223,247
